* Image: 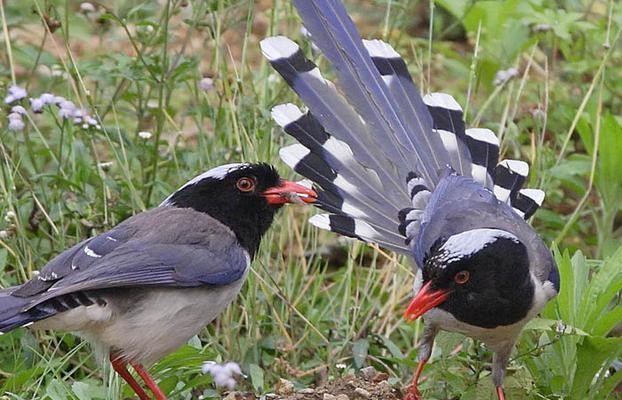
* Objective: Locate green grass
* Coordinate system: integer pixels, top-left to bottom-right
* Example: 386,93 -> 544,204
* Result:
1,0 -> 621,399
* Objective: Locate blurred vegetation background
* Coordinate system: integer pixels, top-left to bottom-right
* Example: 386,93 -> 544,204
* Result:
0,0 -> 621,399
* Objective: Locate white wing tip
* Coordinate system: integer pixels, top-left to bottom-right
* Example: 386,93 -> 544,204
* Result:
272,103 -> 303,127
362,39 -> 400,58
500,159 -> 529,176
423,92 -> 462,111
279,144 -> 310,168
260,36 -> 299,60
309,214 -> 331,230
520,188 -> 545,205
466,128 -> 499,146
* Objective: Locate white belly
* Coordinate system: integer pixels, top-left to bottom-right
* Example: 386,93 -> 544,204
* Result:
34,272 -> 247,365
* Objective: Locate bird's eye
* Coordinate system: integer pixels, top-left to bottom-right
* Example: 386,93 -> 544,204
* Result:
454,270 -> 470,284
236,177 -> 256,192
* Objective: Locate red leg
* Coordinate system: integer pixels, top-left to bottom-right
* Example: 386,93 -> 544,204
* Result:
131,361 -> 167,400
404,358 -> 427,400
110,356 -> 151,400
496,386 -> 505,400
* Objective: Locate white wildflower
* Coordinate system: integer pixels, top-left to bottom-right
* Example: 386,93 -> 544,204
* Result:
82,123 -> 89,129
80,2 -> 96,13
5,210 -> 15,220
0,230 -> 8,239
146,99 -> 159,109
201,361 -> 241,390
335,363 -> 347,369
8,117 -> 25,131
8,113 -> 22,120
98,161 -> 113,170
30,97 -> 45,113
493,67 -> 519,86
138,131 -> 152,139
10,105 -> 27,115
199,77 -> 213,92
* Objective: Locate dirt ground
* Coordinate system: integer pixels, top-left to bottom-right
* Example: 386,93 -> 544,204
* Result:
222,367 -> 403,400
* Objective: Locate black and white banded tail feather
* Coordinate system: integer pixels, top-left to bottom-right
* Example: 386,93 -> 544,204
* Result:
263,0 -> 547,254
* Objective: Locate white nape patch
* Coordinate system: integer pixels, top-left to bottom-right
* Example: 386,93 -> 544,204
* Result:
465,128 -> 499,146
471,164 -> 488,184
160,163 -> 248,206
362,39 -> 400,58
493,185 -> 511,202
84,245 -> 102,258
423,92 -> 462,111
499,159 -> 529,176
272,103 -> 304,127
279,144 -> 310,168
440,229 -> 519,264
520,188 -> 545,205
437,129 -> 458,152
71,261 -> 78,270
260,36 -> 299,60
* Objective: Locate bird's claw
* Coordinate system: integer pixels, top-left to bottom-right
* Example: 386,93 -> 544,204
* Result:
403,385 -> 422,400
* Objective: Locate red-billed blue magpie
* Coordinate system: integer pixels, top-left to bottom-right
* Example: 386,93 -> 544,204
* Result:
0,163 -> 316,400
261,2 -> 559,399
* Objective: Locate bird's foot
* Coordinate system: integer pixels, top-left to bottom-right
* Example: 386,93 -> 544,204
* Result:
496,386 -> 505,400
403,384 -> 422,400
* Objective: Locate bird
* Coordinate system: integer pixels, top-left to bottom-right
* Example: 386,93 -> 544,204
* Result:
0,162 -> 316,400
260,1 -> 559,399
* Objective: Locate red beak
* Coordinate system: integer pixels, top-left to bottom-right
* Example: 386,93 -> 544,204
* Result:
261,180 -> 317,205
403,281 -> 450,323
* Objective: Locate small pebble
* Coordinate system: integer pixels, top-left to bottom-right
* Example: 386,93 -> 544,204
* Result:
323,395 -> 336,400
335,395 -> 349,400
354,388 -> 370,399
298,388 -> 315,394
359,366 -> 377,381
276,378 -> 295,395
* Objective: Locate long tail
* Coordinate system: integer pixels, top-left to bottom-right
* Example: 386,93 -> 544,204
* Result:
0,287 -> 38,333
262,0 -> 544,253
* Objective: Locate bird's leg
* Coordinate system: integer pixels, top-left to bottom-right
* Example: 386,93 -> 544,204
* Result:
131,361 -> 168,400
110,356 -> 151,400
404,358 -> 427,400
496,386 -> 505,400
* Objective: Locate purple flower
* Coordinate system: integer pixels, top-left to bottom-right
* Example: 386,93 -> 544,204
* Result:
199,77 -> 214,92
8,117 -> 25,131
30,98 -> 45,113
8,85 -> 27,100
10,105 -> 27,115
39,93 -> 55,104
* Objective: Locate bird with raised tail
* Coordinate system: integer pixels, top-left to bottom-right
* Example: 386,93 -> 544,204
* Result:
260,1 -> 559,399
0,163 -> 316,400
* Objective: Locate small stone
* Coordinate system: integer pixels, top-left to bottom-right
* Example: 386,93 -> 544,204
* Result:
335,395 -> 349,400
359,366 -> 377,381
222,393 -> 238,400
323,395 -> 336,400
354,388 -> 370,399
372,372 -> 389,382
276,378 -> 295,395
